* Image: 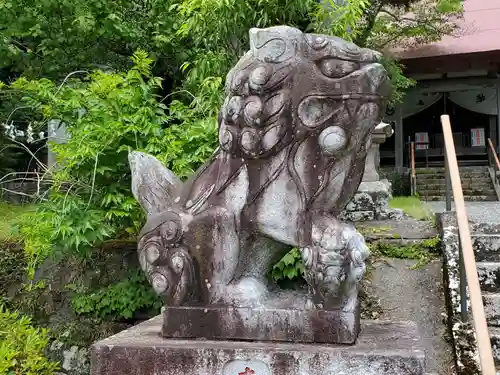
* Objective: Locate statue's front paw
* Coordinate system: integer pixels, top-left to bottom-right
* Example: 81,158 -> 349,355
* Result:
300,245 -> 345,308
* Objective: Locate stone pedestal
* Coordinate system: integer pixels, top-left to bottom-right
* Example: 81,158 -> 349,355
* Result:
91,316 -> 426,375
340,122 -> 404,222
162,305 -> 359,344
362,122 -> 393,184
340,179 -> 403,222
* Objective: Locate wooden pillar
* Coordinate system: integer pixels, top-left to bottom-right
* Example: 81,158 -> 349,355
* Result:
395,105 -> 404,172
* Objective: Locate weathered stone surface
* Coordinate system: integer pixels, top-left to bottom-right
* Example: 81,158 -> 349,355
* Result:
416,166 -> 498,202
128,25 -> 390,343
438,212 -> 480,374
162,305 -> 359,344
91,315 -> 426,375
483,292 -> 500,327
356,218 -> 438,241
379,208 -> 404,221
341,180 -> 403,222
362,121 -> 393,183
48,341 -> 90,375
372,257 -> 455,373
342,210 -> 375,221
471,234 -> 500,262
344,192 -> 375,212
477,262 -> 500,292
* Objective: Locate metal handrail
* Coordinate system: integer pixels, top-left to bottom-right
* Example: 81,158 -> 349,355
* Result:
441,115 -> 496,375
487,138 -> 500,186
410,141 -> 416,195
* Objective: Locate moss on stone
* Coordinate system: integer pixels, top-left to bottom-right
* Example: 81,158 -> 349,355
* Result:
369,236 -> 441,269
0,238 -> 25,301
357,225 -> 393,237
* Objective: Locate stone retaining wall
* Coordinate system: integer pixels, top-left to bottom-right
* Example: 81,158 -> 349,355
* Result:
438,212 -> 480,375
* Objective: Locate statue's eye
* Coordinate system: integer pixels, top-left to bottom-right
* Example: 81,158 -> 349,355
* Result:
319,59 -> 359,78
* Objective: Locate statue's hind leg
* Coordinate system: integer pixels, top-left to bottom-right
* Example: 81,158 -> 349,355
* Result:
138,206 -> 245,306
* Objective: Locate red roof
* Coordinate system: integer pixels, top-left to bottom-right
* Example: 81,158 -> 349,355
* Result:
393,0 -> 500,60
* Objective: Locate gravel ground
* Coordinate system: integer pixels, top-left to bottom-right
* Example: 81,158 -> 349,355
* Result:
428,201 -> 500,224
370,258 -> 455,374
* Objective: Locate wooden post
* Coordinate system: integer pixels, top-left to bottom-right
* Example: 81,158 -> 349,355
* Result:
441,114 -> 496,375
410,141 -> 416,195
395,106 -> 404,172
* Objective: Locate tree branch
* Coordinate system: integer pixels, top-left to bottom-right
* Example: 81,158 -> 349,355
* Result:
355,0 -> 385,47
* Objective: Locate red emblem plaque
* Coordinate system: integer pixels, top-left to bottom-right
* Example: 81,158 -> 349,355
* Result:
238,367 -> 256,375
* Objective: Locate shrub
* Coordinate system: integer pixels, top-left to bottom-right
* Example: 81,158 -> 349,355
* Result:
0,305 -> 59,375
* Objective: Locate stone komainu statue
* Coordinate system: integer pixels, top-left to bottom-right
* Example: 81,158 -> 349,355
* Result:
129,26 -> 390,343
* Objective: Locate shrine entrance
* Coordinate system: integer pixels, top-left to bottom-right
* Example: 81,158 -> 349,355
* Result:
405,95 -> 490,167
381,88 -> 497,168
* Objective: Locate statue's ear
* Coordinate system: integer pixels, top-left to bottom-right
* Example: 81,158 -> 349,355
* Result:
128,151 -> 182,215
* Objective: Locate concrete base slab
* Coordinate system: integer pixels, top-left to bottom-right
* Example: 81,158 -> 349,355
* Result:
91,315 -> 426,375
162,305 -> 359,344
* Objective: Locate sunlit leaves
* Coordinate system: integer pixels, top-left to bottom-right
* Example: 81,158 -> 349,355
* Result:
313,0 -> 371,42
0,306 -> 59,375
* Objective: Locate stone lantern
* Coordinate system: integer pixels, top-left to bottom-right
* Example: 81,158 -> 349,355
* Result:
362,121 -> 394,183
340,121 -> 403,221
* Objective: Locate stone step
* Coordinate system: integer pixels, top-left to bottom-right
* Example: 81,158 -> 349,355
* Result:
472,223 -> 500,235
421,195 -> 498,202
415,177 -> 493,185
487,326 -> 500,365
416,166 -> 489,175
416,173 -> 491,184
472,234 -> 500,262
478,262 -> 500,293
417,188 -> 497,196
416,170 -> 491,177
415,178 -> 493,185
91,316 -> 427,375
483,292 -> 500,326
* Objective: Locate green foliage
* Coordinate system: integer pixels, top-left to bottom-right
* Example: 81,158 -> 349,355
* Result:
380,55 -> 417,105
0,0 -> 182,79
369,237 -> 440,268
313,0 -> 371,42
366,0 -> 463,50
13,53 -> 168,269
175,0 -> 314,82
0,240 -> 26,305
271,248 -> 305,282
0,306 -> 59,375
313,0 -> 462,104
380,170 -> 410,197
71,269 -> 161,320
389,196 -> 434,221
3,0 -> 463,327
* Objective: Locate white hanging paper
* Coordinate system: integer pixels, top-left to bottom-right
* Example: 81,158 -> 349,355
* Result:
471,128 -> 485,147
415,132 -> 429,150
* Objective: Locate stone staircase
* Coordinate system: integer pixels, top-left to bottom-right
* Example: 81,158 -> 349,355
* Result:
440,216 -> 500,373
416,166 -> 498,202
473,223 -> 500,366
